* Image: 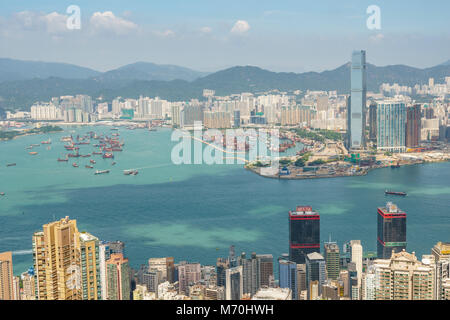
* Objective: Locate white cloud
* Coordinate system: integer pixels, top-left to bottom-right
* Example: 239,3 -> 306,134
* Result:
231,20 -> 250,34
12,11 -> 68,34
200,26 -> 212,34
90,11 -> 138,35
153,29 -> 175,38
369,33 -> 385,42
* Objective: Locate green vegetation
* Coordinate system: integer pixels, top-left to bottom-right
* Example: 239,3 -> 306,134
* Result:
308,159 -> 326,166
317,129 -> 343,141
0,125 -> 63,141
292,128 -> 325,143
279,159 -> 292,166
384,151 -> 393,156
253,161 -> 270,168
294,152 -> 312,167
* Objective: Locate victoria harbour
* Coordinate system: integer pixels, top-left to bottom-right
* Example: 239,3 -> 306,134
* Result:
1,126 -> 449,275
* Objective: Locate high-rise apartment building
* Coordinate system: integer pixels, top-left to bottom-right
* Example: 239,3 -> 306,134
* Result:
225,266 -> 243,300
406,104 -> 421,148
368,101 -> 377,142
79,232 -> 102,300
177,263 -> 201,295
0,251 -> 14,300
350,240 -> 363,288
279,259 -> 298,300
348,50 -> 367,150
148,257 -> 175,283
305,253 -> 326,299
106,253 -> 131,300
431,242 -> 450,300
32,217 -> 82,300
239,252 -> 260,296
373,250 -> 435,300
377,100 -> 407,152
256,254 -> 273,288
324,242 -> 340,280
289,206 -> 320,264
377,202 -> 407,259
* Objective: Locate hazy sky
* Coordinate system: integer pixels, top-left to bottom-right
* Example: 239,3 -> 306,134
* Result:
0,0 -> 449,72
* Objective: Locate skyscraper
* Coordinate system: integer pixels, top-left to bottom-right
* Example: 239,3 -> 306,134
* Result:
239,252 -> 260,296
289,206 -> 320,264
0,251 -> 14,300
256,254 -> 274,288
99,242 -> 111,300
369,101 -> 377,142
324,242 -> 340,280
79,232 -> 102,300
177,263 -> 201,295
305,252 -> 326,299
406,104 -> 421,148
350,240 -> 363,289
106,253 -> 131,300
278,259 -> 298,300
349,50 -> 367,150
225,266 -> 243,300
148,257 -> 175,283
377,100 -> 407,152
32,216 -> 82,300
377,202 -> 407,259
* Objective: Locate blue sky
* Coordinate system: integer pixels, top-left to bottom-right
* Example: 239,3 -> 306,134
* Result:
0,0 -> 449,72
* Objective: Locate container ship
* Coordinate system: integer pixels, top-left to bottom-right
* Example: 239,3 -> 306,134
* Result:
385,190 -> 407,196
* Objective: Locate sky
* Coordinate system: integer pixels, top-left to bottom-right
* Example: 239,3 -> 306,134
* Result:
0,0 -> 449,73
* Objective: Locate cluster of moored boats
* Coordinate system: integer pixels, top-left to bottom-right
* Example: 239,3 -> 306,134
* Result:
54,130 -> 139,176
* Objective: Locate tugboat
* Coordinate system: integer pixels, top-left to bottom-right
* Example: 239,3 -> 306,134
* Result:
385,190 -> 407,196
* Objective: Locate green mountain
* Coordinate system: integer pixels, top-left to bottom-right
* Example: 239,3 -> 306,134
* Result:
0,62 -> 449,111
0,58 -> 101,82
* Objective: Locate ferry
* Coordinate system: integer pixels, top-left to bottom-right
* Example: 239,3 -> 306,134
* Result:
124,169 -> 139,176
72,163 -> 79,168
385,190 -> 407,196
6,163 -> 16,167
95,170 -> 110,175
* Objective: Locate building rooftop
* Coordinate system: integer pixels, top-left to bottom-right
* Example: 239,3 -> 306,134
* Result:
289,206 -> 319,217
252,287 -> 291,300
306,252 -> 325,261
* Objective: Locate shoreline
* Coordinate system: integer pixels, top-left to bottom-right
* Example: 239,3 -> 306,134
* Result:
246,158 -> 450,180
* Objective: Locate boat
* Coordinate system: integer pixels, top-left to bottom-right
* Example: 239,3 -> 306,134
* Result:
6,163 -> 16,167
57,158 -> 69,162
124,169 -> 138,176
385,190 -> 407,196
29,152 -> 38,155
391,161 -> 401,169
92,152 -> 103,155
41,139 -> 51,145
72,163 -> 79,168
90,160 -> 96,164
31,144 -> 40,147
68,153 -> 80,158
95,170 -> 110,175
85,165 -> 94,169
0,192 -> 5,196
102,153 -> 114,159
112,162 -> 116,166
80,154 -> 91,158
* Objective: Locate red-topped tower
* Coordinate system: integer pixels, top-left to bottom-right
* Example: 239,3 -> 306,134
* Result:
289,206 -> 320,264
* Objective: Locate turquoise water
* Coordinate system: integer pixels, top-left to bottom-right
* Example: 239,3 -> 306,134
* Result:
0,125 -> 449,275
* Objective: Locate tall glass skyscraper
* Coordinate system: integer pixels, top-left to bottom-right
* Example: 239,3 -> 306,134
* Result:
279,259 -> 298,300
349,50 -> 367,150
377,202 -> 407,259
377,100 -> 407,152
